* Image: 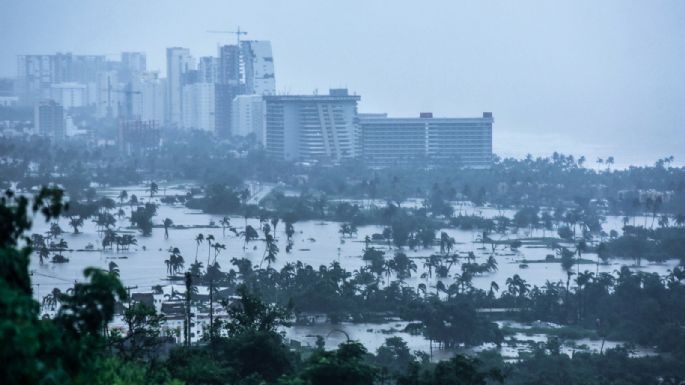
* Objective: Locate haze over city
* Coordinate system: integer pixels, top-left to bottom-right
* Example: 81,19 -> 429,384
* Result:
2,2 -> 685,385
2,0 -> 684,166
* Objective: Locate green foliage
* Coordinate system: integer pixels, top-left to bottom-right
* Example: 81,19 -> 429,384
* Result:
301,342 -> 376,385
130,203 -> 157,236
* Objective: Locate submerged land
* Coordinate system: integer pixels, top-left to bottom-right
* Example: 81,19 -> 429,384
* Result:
2,133 -> 685,385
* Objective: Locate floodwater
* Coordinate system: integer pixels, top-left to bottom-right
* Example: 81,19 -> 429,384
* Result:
28,182 -> 675,359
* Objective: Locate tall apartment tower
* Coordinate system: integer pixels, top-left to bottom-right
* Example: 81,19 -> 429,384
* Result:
264,89 -> 360,163
197,57 -> 219,83
182,83 -> 216,132
120,52 -> 147,83
130,71 -> 166,125
240,41 -> 275,95
214,45 -> 243,137
166,47 -> 193,127
16,54 -> 105,104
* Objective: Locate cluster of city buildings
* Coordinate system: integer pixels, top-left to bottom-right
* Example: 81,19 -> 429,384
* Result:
4,36 -> 493,167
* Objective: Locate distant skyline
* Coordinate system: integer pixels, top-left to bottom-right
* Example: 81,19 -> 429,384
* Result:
1,0 -> 684,167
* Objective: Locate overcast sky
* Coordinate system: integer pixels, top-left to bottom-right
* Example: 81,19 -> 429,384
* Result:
1,0 -> 683,167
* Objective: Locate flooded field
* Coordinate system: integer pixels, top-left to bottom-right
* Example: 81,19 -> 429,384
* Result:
29,182 -> 675,359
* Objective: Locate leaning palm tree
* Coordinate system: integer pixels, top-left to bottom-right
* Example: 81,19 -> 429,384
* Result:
163,218 -> 173,239
194,233 -> 204,262
488,281 -> 499,299
205,234 -> 215,266
108,261 -> 120,277
212,242 -> 226,264
220,217 -> 231,237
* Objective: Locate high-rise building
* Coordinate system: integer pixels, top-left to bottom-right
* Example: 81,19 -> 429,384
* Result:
34,100 -> 65,138
182,83 -> 216,132
240,41 -> 275,95
232,94 -> 264,141
120,52 -> 147,83
166,47 -> 193,127
197,57 -> 219,83
264,89 -> 360,162
359,112 -> 493,168
49,82 -> 87,110
130,71 -> 166,125
218,45 -> 241,86
16,54 -> 106,104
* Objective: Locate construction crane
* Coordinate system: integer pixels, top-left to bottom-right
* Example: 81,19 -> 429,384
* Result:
207,26 -> 248,45
100,82 -> 141,119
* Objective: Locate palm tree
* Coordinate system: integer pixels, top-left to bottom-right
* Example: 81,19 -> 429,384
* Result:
488,281 -> 499,303
118,190 -> 128,206
262,234 -> 279,268
285,221 -> 295,241
68,216 -> 84,234
47,223 -> 63,240
241,225 -> 259,251
439,232 -> 455,255
605,156 -> 615,171
108,261 -> 120,277
212,242 -> 226,264
220,217 -> 231,237
270,217 -> 280,237
674,213 -> 685,227
165,249 -> 185,276
184,272 -> 193,347
194,233 -> 204,262
149,182 -> 159,198
390,252 -> 417,280
163,218 -> 173,239
505,274 -> 529,307
206,234 -> 215,266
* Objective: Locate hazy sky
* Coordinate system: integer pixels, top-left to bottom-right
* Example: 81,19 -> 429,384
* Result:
1,0 -> 684,167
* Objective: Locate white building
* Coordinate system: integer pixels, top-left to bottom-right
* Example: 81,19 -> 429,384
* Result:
182,83 -> 215,132
49,82 -> 87,110
0,96 -> 19,107
360,112 -> 493,168
264,89 -> 360,162
231,94 -> 264,141
121,52 -> 146,78
240,41 -> 275,95
166,47 -> 194,127
130,71 -> 166,125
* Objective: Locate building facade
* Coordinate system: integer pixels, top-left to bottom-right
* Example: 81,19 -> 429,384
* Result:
182,83 -> 216,132
240,41 -> 275,95
16,53 -> 107,104
34,100 -> 65,138
231,94 -> 264,141
166,47 -> 194,127
264,89 -> 360,162
360,112 -> 493,167
49,82 -> 87,110
130,71 -> 166,125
